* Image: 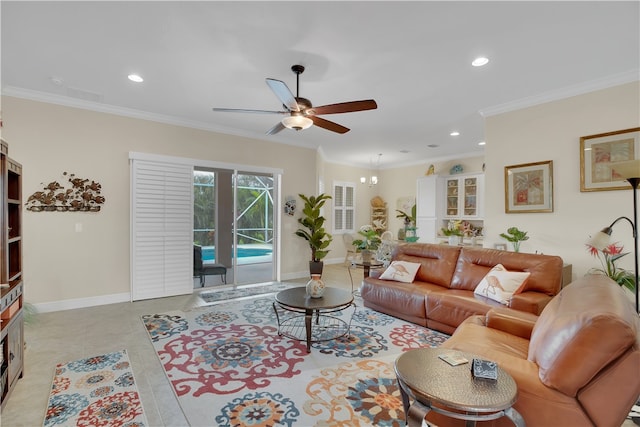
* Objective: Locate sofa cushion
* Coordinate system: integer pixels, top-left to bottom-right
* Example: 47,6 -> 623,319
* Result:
393,243 -> 460,288
473,264 -> 530,305
360,277 -> 430,323
379,260 -> 421,283
528,274 -> 640,397
425,289 -> 503,334
451,247 -> 563,295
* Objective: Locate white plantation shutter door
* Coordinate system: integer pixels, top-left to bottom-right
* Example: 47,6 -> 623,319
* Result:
131,160 -> 193,301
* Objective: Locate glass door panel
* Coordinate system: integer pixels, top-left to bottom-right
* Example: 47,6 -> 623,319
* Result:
234,173 -> 274,285
463,177 -> 477,216
446,178 -> 459,217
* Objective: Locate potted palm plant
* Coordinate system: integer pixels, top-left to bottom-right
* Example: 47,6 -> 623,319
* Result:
295,193 -> 333,276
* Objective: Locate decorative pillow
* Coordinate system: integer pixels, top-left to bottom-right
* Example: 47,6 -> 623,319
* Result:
379,261 -> 421,283
474,264 -> 530,305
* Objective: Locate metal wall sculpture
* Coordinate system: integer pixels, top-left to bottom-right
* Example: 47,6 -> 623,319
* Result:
26,172 -> 105,212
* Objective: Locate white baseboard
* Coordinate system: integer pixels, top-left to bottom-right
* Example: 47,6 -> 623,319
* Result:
33,292 -> 131,313
34,260 -> 348,313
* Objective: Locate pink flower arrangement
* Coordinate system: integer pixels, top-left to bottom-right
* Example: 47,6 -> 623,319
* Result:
585,242 -> 636,291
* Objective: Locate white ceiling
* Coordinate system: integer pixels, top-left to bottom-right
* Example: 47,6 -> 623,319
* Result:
2,1 -> 639,169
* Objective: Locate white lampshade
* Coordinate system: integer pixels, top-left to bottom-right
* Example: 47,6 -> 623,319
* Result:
612,159 -> 640,180
587,229 -> 612,251
282,115 -> 313,131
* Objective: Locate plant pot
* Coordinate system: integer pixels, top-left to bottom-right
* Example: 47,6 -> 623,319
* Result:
448,235 -> 462,246
361,249 -> 374,263
309,260 -> 324,276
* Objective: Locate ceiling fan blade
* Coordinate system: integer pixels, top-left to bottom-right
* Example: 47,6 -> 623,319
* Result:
309,99 -> 377,116
266,78 -> 299,112
266,121 -> 286,135
310,116 -> 350,134
212,107 -> 286,115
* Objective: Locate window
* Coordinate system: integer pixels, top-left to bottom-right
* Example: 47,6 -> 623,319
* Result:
333,181 -> 355,234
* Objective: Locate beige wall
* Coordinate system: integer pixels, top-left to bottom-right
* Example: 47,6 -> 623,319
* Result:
484,81 -> 640,281
3,80 -> 638,309
1,96 -> 317,307
322,155 -> 485,263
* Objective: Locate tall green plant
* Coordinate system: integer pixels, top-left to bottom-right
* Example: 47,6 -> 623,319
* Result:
295,193 -> 333,262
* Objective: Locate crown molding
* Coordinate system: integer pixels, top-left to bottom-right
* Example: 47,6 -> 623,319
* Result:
479,70 -> 640,117
0,86 -> 306,149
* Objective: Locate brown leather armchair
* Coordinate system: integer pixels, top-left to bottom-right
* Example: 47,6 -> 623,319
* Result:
438,274 -> 640,427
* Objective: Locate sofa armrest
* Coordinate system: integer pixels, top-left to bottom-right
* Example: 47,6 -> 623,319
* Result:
485,307 -> 538,340
509,291 -> 553,315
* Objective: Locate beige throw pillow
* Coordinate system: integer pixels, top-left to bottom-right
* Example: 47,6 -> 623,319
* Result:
474,264 -> 530,305
379,261 -> 421,283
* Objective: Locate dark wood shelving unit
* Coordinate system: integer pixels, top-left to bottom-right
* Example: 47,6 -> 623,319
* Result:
0,139 -> 23,410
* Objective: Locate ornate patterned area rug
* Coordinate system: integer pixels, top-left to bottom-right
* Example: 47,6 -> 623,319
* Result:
142,296 -> 449,426
197,281 -> 297,305
43,349 -> 148,427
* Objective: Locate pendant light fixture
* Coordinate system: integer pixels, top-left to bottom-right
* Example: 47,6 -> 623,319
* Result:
361,153 -> 382,187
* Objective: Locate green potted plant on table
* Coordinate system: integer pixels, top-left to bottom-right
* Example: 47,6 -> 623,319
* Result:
500,227 -> 529,252
295,193 -> 333,276
352,225 -> 382,263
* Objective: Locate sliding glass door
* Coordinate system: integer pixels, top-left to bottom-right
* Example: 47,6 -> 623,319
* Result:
234,172 -> 274,285
193,168 -> 275,287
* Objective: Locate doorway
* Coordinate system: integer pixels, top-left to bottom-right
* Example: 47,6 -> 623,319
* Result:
193,168 -> 275,287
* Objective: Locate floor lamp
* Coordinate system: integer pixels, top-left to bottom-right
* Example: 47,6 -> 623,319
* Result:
590,160 -> 640,313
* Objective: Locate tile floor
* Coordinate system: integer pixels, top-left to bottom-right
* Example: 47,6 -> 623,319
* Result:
0,263 -> 358,427
1,263 -> 635,426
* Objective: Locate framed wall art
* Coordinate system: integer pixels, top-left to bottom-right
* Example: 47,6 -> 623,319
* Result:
504,160 -> 553,213
580,127 -> 640,192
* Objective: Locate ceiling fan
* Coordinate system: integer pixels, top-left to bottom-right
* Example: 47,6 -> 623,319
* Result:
212,65 -> 377,135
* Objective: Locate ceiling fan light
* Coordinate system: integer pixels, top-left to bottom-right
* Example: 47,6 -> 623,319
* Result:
282,115 -> 313,131
472,57 -> 489,67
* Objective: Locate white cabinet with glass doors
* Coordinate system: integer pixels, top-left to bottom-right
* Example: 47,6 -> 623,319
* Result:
442,173 -> 484,219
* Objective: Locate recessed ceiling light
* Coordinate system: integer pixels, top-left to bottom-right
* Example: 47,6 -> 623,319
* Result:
49,76 -> 64,86
427,144 -> 439,148
399,149 -> 410,154
478,141 -> 486,146
128,74 -> 144,83
450,131 -> 460,136
472,57 -> 489,67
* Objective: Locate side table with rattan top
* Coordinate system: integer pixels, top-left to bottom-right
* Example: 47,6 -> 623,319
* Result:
394,348 -> 525,427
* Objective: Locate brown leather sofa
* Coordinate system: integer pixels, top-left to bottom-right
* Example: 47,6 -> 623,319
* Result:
439,274 -> 640,427
361,243 -> 564,334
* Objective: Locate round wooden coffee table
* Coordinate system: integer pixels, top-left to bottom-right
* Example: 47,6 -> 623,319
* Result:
273,287 -> 355,352
395,348 -> 525,427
